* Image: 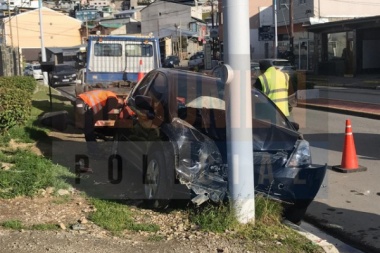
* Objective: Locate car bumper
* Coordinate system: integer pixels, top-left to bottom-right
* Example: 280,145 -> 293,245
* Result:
255,164 -> 327,206
51,78 -> 76,86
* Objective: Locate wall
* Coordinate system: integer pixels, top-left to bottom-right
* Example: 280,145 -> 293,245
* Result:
3,7 -> 82,48
141,1 -> 193,36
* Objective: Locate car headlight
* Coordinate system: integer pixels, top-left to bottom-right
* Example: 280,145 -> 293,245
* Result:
53,75 -> 58,78
286,140 -> 311,167
72,74 -> 77,77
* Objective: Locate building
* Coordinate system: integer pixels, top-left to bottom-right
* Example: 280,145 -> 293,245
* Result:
141,0 -> 206,59
307,15 -> 380,76
0,0 -> 39,11
217,0 -> 380,75
2,7 -> 82,62
274,0 -> 380,73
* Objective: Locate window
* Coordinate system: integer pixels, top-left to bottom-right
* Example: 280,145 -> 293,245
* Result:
94,43 -> 122,56
299,0 -> 306,4
131,71 -> 157,97
125,44 -> 153,57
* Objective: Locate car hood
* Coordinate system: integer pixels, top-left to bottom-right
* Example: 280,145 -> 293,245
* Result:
164,116 -> 302,204
52,70 -> 76,75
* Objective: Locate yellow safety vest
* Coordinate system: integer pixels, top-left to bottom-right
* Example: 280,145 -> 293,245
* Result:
258,66 -> 290,116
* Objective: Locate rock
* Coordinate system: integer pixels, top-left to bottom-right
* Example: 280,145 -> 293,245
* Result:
71,223 -> 86,231
79,217 -> 88,224
59,223 -> 66,230
46,187 -> 55,195
57,189 -> 70,196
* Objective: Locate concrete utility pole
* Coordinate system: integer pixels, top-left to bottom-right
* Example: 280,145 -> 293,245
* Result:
39,0 -> 48,85
273,0 -> 278,58
223,0 -> 255,224
289,0 -> 294,62
7,0 -> 14,48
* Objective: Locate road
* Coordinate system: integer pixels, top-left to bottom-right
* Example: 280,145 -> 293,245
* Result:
292,106 -> 380,253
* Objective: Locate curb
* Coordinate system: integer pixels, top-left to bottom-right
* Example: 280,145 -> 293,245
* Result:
296,102 -> 380,120
283,220 -> 339,253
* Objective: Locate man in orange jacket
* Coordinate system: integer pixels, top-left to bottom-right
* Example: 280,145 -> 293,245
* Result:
75,90 -> 123,156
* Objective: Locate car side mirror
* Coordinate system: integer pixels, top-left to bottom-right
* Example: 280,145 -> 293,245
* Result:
135,95 -> 153,111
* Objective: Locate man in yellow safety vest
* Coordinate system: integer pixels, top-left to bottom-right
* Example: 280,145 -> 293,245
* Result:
255,61 -> 291,118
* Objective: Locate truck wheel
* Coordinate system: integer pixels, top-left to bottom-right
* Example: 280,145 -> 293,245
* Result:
143,149 -> 173,209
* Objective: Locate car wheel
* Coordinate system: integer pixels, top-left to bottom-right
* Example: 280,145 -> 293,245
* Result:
143,149 -> 173,209
283,201 -> 310,225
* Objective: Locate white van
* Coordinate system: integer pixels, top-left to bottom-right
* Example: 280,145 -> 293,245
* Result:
31,64 -> 43,80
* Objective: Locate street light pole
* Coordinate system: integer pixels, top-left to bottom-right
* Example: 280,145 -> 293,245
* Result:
289,0 -> 294,64
211,1 -> 215,59
39,0 -> 48,85
273,0 -> 278,58
7,0 -> 14,48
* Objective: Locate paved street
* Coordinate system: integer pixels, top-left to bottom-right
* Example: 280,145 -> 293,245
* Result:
293,84 -> 380,253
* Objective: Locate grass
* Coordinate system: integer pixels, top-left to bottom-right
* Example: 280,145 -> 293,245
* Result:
0,149 -> 75,199
52,195 -> 72,205
188,196 -> 323,253
1,220 -> 60,231
88,199 -> 160,235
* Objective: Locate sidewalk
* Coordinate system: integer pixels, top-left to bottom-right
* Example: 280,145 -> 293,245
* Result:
296,74 -> 380,119
297,98 -> 380,119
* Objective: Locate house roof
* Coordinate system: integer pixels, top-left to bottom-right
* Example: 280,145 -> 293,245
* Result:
191,17 -> 206,23
2,7 -> 82,24
307,15 -> 380,33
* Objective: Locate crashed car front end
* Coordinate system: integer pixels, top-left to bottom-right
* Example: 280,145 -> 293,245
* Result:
165,118 -> 229,205
166,117 -> 326,209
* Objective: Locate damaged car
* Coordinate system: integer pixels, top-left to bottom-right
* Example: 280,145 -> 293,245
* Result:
113,68 -> 326,224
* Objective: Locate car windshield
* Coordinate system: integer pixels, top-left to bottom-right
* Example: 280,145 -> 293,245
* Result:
55,65 -> 75,72
176,75 -> 292,129
32,65 -> 41,70
273,61 -> 292,67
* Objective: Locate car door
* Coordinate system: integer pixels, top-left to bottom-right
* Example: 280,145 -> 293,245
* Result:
123,71 -> 168,171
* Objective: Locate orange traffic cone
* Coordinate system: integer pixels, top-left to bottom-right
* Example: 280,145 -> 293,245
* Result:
137,59 -> 144,82
332,119 -> 367,173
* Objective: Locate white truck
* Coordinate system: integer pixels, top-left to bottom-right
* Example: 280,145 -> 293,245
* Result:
75,35 -> 162,96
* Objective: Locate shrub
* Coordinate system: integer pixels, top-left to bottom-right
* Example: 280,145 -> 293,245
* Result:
0,77 -> 37,134
0,87 -> 32,133
0,76 -> 37,93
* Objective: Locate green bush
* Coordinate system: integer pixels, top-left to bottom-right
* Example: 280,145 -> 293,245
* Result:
0,87 -> 32,133
0,77 -> 37,134
0,76 -> 37,93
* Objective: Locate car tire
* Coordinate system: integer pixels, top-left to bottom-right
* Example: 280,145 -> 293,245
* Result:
143,148 -> 173,209
283,201 -> 310,225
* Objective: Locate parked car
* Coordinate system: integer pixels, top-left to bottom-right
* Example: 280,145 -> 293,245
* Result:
163,55 -> 180,68
251,61 -> 261,83
24,64 -> 43,80
259,58 -> 296,75
188,52 -> 204,69
49,64 -> 77,87
113,68 -> 327,224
